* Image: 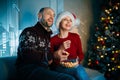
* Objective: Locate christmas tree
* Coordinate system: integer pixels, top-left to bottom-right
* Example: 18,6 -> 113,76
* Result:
85,0 -> 120,80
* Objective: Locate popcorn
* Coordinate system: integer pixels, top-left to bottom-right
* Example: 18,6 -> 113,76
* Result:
60,60 -> 79,68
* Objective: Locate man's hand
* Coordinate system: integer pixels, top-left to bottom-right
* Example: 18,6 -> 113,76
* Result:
60,51 -> 69,61
54,50 -> 69,61
53,40 -> 71,61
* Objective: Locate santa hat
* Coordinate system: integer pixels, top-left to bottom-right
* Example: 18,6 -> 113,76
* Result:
56,11 -> 80,28
72,13 -> 80,26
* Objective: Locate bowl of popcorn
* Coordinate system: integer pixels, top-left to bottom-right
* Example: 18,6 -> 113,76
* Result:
60,52 -> 79,68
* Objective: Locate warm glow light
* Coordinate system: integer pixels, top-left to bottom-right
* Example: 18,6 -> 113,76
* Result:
88,63 -> 91,65
103,46 -> 106,48
98,37 -> 100,41
118,66 -> 120,68
111,58 -> 115,61
107,64 -> 110,66
112,45 -> 115,48
97,46 -> 100,49
105,53 -> 107,55
116,33 -> 120,36
104,37 -> 107,40
110,20 -> 113,24
105,27 -> 108,30
108,69 -> 111,71
100,55 -> 104,58
112,68 -> 115,70
111,16 -> 114,19
100,38 -> 103,41
116,50 -> 118,53
105,9 -> 110,14
88,59 -> 91,61
109,8 -> 112,11
108,17 -> 110,19
101,17 -> 105,21
115,6 -> 118,10
112,51 -> 115,53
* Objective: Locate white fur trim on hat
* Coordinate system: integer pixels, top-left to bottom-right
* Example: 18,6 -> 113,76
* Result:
72,13 -> 80,27
74,18 -> 80,26
56,11 -> 75,28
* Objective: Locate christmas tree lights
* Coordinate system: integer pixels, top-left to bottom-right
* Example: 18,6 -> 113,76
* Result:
86,1 -> 120,80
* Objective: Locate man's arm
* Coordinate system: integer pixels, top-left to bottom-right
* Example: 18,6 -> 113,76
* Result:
53,40 -> 71,61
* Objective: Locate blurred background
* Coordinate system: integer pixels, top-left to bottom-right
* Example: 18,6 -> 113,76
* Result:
0,0 -> 103,57
1,0 -> 120,79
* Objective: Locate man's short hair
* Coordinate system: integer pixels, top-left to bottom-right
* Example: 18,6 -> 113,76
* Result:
39,7 -> 52,13
39,8 -> 45,13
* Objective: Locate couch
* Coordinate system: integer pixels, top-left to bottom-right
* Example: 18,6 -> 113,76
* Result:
0,56 -> 17,80
0,56 -> 105,80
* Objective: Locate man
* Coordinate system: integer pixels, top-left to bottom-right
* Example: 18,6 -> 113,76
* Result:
15,7 -> 75,80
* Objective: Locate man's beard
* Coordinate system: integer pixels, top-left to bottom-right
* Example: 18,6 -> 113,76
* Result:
41,19 -> 53,28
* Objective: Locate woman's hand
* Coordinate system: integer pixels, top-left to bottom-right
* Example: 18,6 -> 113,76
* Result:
59,40 -> 71,50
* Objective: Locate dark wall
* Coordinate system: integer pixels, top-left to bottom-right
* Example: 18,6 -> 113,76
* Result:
90,0 -> 109,34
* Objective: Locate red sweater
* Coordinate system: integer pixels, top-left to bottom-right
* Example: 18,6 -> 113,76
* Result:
50,32 -> 84,64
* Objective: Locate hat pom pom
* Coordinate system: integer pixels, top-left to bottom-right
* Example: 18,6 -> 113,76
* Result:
74,18 -> 80,26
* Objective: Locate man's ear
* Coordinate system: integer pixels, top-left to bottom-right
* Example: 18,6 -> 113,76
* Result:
38,13 -> 42,19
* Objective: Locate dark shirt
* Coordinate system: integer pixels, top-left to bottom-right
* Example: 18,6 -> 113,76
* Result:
16,22 -> 52,68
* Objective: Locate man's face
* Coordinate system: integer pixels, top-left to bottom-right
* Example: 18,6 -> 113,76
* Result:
39,8 -> 55,28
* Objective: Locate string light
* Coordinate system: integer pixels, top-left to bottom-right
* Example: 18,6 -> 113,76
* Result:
115,6 -> 118,10
116,33 -> 120,36
109,20 -> 113,24
105,53 -> 107,55
88,59 -> 91,61
105,26 -> 109,30
112,45 -> 115,48
108,68 -> 111,71
87,2 -> 120,76
115,50 -> 118,53
101,17 -> 105,21
100,55 -> 104,58
112,51 -> 115,54
109,8 -> 112,11
103,45 -> 106,48
111,16 -> 114,19
105,9 -> 110,14
118,66 -> 120,68
107,16 -> 110,19
111,58 -> 115,61
88,63 -> 91,66
96,46 -> 100,49
112,67 -> 115,70
107,64 -> 110,66
100,38 -> 103,41
104,37 -> 107,40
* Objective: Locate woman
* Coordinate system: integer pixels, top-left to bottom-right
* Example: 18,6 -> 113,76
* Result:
50,11 -> 90,80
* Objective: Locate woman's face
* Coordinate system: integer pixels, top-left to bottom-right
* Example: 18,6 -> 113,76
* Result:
60,16 -> 73,31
